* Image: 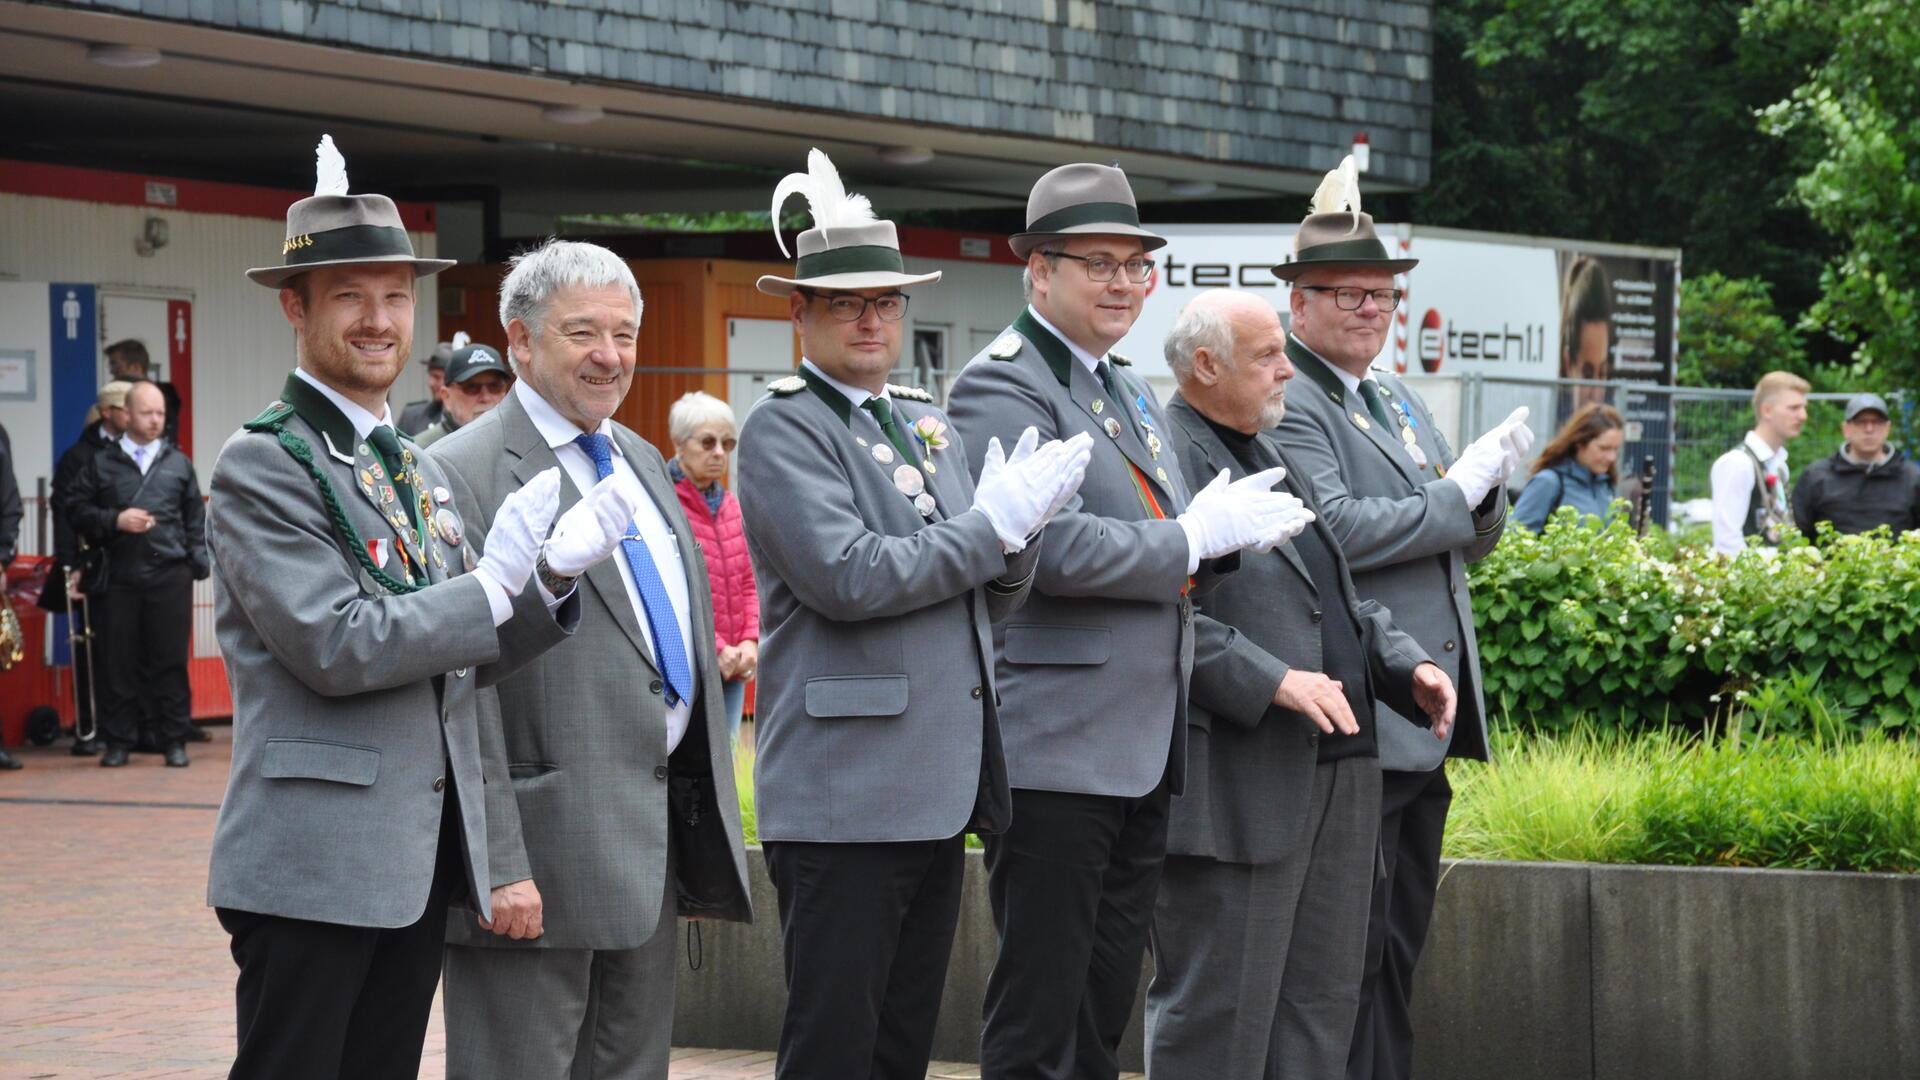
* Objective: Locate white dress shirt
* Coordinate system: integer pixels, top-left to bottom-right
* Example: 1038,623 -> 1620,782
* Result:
515,380 -> 695,752
1710,430 -> 1790,556
800,358 -> 888,409
1026,305 -> 1109,377
293,367 -> 514,624
119,433 -> 158,475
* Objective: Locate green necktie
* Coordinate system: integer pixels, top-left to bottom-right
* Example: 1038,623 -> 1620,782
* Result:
366,424 -> 426,543
860,397 -> 919,466
1356,378 -> 1394,431
1095,359 -> 1122,402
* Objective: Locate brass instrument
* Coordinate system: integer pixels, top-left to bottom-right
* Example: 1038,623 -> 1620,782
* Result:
0,583 -> 22,670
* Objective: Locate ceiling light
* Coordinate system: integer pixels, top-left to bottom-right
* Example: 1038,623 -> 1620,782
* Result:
879,146 -> 935,166
542,104 -> 605,125
88,44 -> 163,68
1169,180 -> 1217,197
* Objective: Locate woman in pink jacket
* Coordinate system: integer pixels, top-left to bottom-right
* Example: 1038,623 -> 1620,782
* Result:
668,391 -> 759,743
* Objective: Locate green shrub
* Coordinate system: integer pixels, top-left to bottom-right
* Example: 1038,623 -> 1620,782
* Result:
1472,510 -> 1920,732
1446,726 -> 1920,872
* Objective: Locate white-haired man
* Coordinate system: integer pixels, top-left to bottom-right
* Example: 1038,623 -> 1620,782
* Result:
434,239 -> 752,1080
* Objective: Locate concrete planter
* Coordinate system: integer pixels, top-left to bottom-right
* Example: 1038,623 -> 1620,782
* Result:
674,851 -> 1920,1078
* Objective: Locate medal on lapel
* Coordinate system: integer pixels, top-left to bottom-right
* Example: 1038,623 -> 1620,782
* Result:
1091,398 -> 1105,414
893,463 -> 925,498
1104,417 -> 1122,439
1351,411 -> 1372,431
914,492 -> 937,518
435,508 -> 463,546
872,442 -> 895,464
366,537 -> 390,568
433,485 -> 451,504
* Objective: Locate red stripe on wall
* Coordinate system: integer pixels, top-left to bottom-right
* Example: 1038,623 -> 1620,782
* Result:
0,159 -> 436,232
897,226 -> 1027,267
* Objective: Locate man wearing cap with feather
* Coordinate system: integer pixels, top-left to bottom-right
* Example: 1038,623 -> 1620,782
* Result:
205,137 -> 642,1080
945,164 -> 1317,1080
737,149 -> 1095,1080
1266,157 -> 1533,1080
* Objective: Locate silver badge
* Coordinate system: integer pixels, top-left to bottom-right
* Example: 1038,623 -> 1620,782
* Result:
914,492 -> 937,517
435,508 -> 462,546
856,436 -> 869,447
1408,444 -> 1429,467
872,443 -> 895,464
893,463 -> 926,497
433,485 -> 451,504
1104,417 -> 1122,439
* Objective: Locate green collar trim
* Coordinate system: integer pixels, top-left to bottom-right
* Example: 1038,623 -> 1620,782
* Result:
278,372 -> 364,459
1287,336 -> 1348,407
1014,308 -> 1077,388
798,364 -> 855,427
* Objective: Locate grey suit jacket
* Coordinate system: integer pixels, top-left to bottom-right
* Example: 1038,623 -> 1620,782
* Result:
1271,337 -> 1505,770
206,374 -> 576,929
737,368 -> 1036,843
1167,395 -> 1430,865
432,392 -> 753,948
947,311 -> 1226,799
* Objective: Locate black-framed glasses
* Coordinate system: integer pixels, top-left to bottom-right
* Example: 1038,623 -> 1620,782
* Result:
1296,285 -> 1403,312
799,289 -> 910,322
1047,251 -> 1156,284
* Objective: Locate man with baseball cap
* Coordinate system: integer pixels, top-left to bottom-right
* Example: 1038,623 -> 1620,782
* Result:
205,135 -> 641,1080
947,163 -> 1313,1080
417,340 -> 512,447
1792,392 -> 1920,537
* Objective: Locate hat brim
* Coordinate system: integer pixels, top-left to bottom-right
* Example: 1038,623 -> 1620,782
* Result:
246,255 -> 458,289
1271,257 -> 1418,283
755,269 -> 942,297
1009,223 -> 1168,258
449,364 -> 512,383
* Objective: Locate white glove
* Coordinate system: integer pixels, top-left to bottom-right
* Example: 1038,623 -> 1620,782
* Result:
972,427 -> 1094,552
474,467 -> 562,596
544,473 -> 649,577
1499,407 -> 1537,468
1177,466 -> 1313,562
1450,406 -> 1532,505
1253,500 -> 1318,552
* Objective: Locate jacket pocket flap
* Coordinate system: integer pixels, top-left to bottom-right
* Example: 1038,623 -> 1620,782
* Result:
1003,624 -> 1111,666
260,738 -> 380,786
804,675 -> 910,718
507,761 -> 560,780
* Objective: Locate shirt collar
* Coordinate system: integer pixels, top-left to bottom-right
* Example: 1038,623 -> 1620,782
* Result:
293,367 -> 392,439
515,379 -> 619,455
800,358 -> 888,410
118,433 -> 157,457
1744,430 -> 1787,468
1288,335 -> 1366,395
1025,305 -> 1107,375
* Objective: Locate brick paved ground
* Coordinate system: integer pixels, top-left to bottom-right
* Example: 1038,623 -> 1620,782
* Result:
1,731 -> 1125,1080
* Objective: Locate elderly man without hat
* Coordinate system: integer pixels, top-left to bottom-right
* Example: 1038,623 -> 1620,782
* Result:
946,164 -> 1313,1080
204,137 -> 641,1080
433,238 -> 752,1080
1146,289 -> 1458,1079
1263,158 -> 1533,1080
737,149 -> 1091,1080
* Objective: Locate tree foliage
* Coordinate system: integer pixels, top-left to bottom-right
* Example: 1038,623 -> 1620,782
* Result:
1675,272 -> 1803,388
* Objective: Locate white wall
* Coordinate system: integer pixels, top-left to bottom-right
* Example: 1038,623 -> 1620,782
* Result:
0,191 -> 439,487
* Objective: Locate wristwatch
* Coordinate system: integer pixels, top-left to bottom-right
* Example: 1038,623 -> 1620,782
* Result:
535,551 -> 577,598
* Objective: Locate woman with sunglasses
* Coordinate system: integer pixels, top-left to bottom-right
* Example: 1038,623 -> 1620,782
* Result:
667,390 -> 757,744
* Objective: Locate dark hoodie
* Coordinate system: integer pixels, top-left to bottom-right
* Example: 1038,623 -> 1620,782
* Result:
1791,445 -> 1920,537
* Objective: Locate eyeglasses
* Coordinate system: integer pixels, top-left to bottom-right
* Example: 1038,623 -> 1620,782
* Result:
800,290 -> 910,322
1047,252 -> 1156,284
690,434 -> 738,452
1296,285 -> 1404,312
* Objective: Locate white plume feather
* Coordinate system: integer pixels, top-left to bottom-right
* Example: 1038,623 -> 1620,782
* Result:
1308,154 -> 1362,234
769,148 -> 876,257
315,134 -> 350,197
451,331 -> 471,350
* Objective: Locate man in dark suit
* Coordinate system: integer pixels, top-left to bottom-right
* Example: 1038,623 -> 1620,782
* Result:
1149,289 -> 1456,1079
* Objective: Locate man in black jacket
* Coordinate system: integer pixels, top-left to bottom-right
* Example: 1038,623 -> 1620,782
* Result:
106,339 -> 184,446
1792,393 -> 1920,537
68,381 -> 209,768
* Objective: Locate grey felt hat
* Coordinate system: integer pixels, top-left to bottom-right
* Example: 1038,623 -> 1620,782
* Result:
1271,157 -> 1417,282
1009,163 -> 1167,258
246,136 -> 455,288
755,149 -> 941,296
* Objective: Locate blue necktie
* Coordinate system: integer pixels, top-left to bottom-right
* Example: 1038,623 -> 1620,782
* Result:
573,433 -> 693,707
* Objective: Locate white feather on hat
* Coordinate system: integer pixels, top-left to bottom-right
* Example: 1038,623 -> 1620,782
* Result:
769,148 -> 876,258
315,134 -> 350,197
1302,154 -> 1362,247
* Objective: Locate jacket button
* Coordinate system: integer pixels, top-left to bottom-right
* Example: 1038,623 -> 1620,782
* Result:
454,667 -> 468,678
1308,733 -> 1319,746
432,776 -> 446,792
971,686 -> 983,700
653,765 -> 669,780
649,679 -> 664,694
1309,610 -> 1323,624
1444,640 -> 1457,652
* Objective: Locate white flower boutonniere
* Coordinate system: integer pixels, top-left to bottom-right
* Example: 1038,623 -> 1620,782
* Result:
911,415 -> 950,454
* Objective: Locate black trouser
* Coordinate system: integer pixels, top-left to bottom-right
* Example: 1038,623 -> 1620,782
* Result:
980,779 -> 1171,1080
763,835 -> 967,1080
218,784 -> 465,1080
1347,763 -> 1452,1080
95,566 -> 194,749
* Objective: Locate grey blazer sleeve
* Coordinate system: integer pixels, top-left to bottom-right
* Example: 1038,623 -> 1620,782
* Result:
947,359 -> 1190,602
1273,403 -> 1483,574
737,398 -> 1009,622
1189,613 -> 1290,729
986,540 -> 1042,623
1356,597 -> 1433,724
206,432 -> 501,698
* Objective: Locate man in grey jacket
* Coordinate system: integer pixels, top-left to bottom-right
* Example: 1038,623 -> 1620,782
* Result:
436,239 -> 753,1080
1149,290 -> 1457,1079
206,138 -> 638,1080
947,164 -> 1313,1080
1266,160 -> 1533,1080
738,149 -> 1092,1080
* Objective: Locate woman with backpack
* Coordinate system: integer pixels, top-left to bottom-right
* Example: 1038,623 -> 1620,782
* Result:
1513,403 -> 1625,530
